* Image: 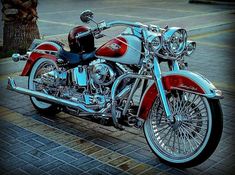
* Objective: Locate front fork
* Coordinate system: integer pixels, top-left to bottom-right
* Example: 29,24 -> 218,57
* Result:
153,57 -> 173,119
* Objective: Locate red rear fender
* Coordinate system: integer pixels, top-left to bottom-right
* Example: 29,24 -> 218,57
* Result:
21,41 -> 61,76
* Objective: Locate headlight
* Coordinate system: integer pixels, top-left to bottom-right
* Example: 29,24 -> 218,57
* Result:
184,40 -> 196,56
146,31 -> 162,53
163,27 -> 187,56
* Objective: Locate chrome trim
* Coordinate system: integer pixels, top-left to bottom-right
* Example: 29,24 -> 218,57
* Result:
122,67 -> 145,115
36,41 -> 62,51
33,49 -> 57,55
90,63 -> 116,86
107,20 -> 148,28
7,77 -> 95,113
137,81 -> 154,118
146,30 -> 162,53
184,40 -> 196,56
111,73 -> 152,128
122,78 -> 141,115
172,60 -> 180,71
31,41 -> 61,55
163,27 -> 187,56
163,70 -> 223,99
73,66 -> 87,86
116,85 -> 132,100
153,57 -> 172,118
12,53 -> 28,62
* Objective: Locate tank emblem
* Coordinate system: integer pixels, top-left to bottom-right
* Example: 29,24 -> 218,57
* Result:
108,43 -> 121,51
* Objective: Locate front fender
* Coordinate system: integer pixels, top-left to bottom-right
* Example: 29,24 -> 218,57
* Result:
21,41 -> 61,76
138,70 -> 223,120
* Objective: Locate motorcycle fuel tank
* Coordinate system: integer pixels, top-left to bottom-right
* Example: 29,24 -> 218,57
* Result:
95,35 -> 142,65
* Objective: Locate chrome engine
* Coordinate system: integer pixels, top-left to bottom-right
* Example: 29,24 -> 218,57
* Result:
39,62 -> 117,109
41,70 -> 67,87
89,63 -> 116,86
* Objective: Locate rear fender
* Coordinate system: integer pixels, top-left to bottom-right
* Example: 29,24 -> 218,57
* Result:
21,41 -> 61,76
138,70 -> 223,120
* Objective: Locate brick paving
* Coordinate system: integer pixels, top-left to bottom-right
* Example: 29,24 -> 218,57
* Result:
1,0 -> 235,175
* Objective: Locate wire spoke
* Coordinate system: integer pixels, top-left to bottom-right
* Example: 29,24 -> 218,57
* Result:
180,125 -> 201,147
165,127 -> 174,149
153,125 -> 170,135
180,94 -> 200,114
181,123 -> 205,141
182,120 -> 207,130
147,90 -> 211,161
158,127 -> 172,144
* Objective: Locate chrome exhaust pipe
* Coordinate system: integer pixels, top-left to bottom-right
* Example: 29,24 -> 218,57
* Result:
7,77 -> 95,113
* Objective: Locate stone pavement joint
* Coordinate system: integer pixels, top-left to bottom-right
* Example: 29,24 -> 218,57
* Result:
0,106 -> 162,175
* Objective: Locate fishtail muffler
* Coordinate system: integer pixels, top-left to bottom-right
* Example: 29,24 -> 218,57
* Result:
7,77 -> 95,113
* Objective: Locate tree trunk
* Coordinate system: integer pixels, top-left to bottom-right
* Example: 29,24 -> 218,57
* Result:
2,0 -> 40,55
3,21 -> 40,54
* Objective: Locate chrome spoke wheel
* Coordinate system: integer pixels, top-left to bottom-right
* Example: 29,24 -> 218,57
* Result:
29,58 -> 58,110
144,90 -> 212,164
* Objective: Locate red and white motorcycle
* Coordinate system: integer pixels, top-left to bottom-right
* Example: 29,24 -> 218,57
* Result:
8,10 -> 223,167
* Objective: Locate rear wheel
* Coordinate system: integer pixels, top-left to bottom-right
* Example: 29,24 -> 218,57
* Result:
144,90 -> 223,167
28,58 -> 60,114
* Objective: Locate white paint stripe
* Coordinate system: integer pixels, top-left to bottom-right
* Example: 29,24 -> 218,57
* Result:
43,33 -> 68,39
191,28 -> 235,39
197,41 -> 235,49
38,19 -> 76,27
39,5 -> 128,15
147,9 -> 235,24
95,12 -> 160,21
129,5 -> 204,14
188,21 -> 235,31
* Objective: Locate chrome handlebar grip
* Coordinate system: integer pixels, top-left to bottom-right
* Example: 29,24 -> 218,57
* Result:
75,30 -> 92,39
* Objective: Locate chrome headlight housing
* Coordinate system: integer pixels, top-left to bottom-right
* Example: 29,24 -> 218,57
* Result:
163,27 -> 187,56
184,40 -> 196,56
146,31 -> 162,53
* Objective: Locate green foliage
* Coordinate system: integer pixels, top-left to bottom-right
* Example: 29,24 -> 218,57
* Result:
0,49 -> 15,59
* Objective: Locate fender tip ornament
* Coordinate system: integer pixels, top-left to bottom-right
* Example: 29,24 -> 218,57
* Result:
12,53 -> 20,62
214,89 -> 223,99
12,53 -> 28,62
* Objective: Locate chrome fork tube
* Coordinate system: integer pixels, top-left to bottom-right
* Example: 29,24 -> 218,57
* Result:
122,68 -> 144,115
153,57 -> 172,118
172,60 -> 180,71
111,73 -> 152,128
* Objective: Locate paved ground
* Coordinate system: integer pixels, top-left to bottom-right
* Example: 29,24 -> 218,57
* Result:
0,0 -> 235,175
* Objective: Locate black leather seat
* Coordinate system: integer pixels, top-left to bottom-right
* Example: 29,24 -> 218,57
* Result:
57,48 -> 95,66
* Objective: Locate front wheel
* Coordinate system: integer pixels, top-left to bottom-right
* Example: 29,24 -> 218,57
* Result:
144,91 -> 223,168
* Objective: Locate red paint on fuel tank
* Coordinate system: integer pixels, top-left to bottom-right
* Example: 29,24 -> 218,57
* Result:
95,37 -> 127,57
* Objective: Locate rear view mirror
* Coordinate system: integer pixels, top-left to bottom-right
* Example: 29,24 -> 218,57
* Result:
80,10 -> 94,23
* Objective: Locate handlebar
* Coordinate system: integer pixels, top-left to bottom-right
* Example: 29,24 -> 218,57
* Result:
76,20 -> 162,39
107,20 -> 148,28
